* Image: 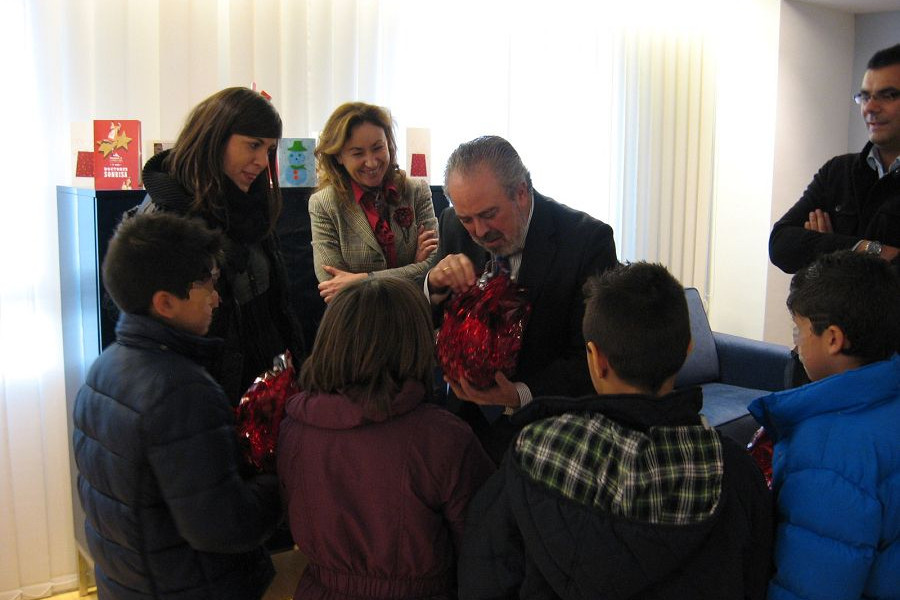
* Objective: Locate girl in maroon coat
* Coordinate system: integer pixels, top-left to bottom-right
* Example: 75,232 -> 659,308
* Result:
277,277 -> 495,599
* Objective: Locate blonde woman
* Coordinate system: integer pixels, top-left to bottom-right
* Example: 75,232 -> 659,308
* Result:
309,102 -> 438,302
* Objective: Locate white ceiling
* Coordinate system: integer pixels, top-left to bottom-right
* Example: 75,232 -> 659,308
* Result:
796,0 -> 900,13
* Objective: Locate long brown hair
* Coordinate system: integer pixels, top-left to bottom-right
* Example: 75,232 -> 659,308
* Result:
165,87 -> 283,229
299,277 -> 434,417
314,101 -> 406,200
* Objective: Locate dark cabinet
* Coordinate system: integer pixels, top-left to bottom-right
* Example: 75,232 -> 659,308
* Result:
56,185 -> 325,590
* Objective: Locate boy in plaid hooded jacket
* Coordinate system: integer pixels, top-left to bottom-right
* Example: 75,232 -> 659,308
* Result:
458,262 -> 773,600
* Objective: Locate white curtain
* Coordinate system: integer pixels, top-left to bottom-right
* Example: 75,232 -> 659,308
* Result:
615,28 -> 717,294
0,1 -> 79,598
0,1 -> 719,597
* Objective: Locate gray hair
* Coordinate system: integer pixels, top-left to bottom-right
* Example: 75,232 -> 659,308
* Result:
443,135 -> 533,202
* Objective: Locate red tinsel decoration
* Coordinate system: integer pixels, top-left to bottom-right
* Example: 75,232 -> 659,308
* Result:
747,426 -> 773,489
436,269 -> 531,389
234,351 -> 298,473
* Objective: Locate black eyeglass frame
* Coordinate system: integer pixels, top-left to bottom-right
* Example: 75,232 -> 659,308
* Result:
853,88 -> 900,105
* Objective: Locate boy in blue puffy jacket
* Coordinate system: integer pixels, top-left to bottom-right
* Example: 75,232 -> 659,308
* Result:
73,212 -> 281,600
749,250 -> 900,599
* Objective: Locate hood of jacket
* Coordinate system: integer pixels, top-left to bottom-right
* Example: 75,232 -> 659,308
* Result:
748,353 -> 900,441
284,380 -> 426,429
141,149 -> 194,214
507,387 -> 726,598
115,311 -> 222,363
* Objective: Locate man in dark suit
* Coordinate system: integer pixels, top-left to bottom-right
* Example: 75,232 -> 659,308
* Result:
426,135 -> 618,460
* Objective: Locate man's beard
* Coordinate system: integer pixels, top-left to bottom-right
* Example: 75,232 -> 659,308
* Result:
474,212 -> 528,257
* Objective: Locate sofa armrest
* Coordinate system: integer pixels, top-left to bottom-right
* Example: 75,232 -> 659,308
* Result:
714,332 -> 792,392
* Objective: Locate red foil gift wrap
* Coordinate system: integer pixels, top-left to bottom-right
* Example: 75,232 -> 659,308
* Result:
747,426 -> 774,489
436,269 -> 532,389
235,351 -> 298,473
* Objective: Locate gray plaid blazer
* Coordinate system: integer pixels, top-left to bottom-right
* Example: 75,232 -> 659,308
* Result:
309,177 -> 439,283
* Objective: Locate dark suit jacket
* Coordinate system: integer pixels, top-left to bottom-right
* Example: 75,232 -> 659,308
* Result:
434,191 -> 618,418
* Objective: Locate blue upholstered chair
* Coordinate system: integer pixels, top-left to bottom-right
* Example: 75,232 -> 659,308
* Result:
676,288 -> 792,430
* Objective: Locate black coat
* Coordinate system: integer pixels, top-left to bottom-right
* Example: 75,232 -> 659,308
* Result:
433,192 -> 618,462
73,313 -> 281,599
139,150 -> 307,404
435,192 -> 618,399
769,142 -> 900,273
458,390 -> 774,600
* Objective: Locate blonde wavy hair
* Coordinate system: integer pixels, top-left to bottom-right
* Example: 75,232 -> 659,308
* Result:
314,102 -> 406,202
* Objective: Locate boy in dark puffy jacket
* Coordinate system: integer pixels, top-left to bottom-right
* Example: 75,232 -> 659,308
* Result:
73,212 -> 281,600
749,250 -> 900,599
459,262 -> 773,599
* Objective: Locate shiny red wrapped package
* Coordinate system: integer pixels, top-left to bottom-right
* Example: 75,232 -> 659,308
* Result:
747,426 -> 773,489
436,269 -> 531,389
235,351 -> 298,473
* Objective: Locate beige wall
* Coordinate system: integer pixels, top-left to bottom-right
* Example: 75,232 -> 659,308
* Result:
707,0 -> 783,339
762,1 -> 855,345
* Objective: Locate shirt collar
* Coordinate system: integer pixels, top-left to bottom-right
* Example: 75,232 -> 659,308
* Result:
510,193 -> 535,256
866,145 -> 900,178
492,193 -> 535,279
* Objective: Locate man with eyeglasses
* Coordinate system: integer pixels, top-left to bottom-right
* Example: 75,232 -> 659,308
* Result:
770,43 -> 900,274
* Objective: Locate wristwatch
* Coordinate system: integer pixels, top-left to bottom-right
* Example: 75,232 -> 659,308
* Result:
866,240 -> 884,256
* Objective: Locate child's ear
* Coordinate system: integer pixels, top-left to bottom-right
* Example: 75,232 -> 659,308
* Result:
586,341 -> 610,385
150,290 -> 178,320
822,324 -> 849,356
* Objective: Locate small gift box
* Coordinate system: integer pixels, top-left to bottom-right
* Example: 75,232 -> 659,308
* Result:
436,266 -> 531,389
235,351 -> 298,473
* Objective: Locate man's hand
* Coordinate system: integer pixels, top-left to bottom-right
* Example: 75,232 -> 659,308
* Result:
445,372 -> 519,408
427,253 -> 478,295
318,266 -> 368,303
882,245 -> 900,262
415,225 -> 439,262
803,209 -> 833,233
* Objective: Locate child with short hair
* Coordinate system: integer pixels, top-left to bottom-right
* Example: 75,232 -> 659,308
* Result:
459,262 -> 773,599
277,277 -> 495,600
74,212 -> 282,599
749,250 -> 900,599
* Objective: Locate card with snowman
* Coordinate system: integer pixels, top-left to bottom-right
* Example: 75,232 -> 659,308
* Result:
277,138 -> 316,187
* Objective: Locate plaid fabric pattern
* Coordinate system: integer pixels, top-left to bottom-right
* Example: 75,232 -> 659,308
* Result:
516,412 -> 723,525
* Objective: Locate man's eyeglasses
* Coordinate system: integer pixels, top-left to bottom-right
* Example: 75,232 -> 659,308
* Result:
853,89 -> 900,105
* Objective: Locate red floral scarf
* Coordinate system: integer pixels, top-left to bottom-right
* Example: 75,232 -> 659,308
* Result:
352,180 -> 399,268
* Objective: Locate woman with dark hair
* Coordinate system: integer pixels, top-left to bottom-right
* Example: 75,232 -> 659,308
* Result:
277,277 -> 495,600
137,86 -> 305,404
309,102 -> 439,303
